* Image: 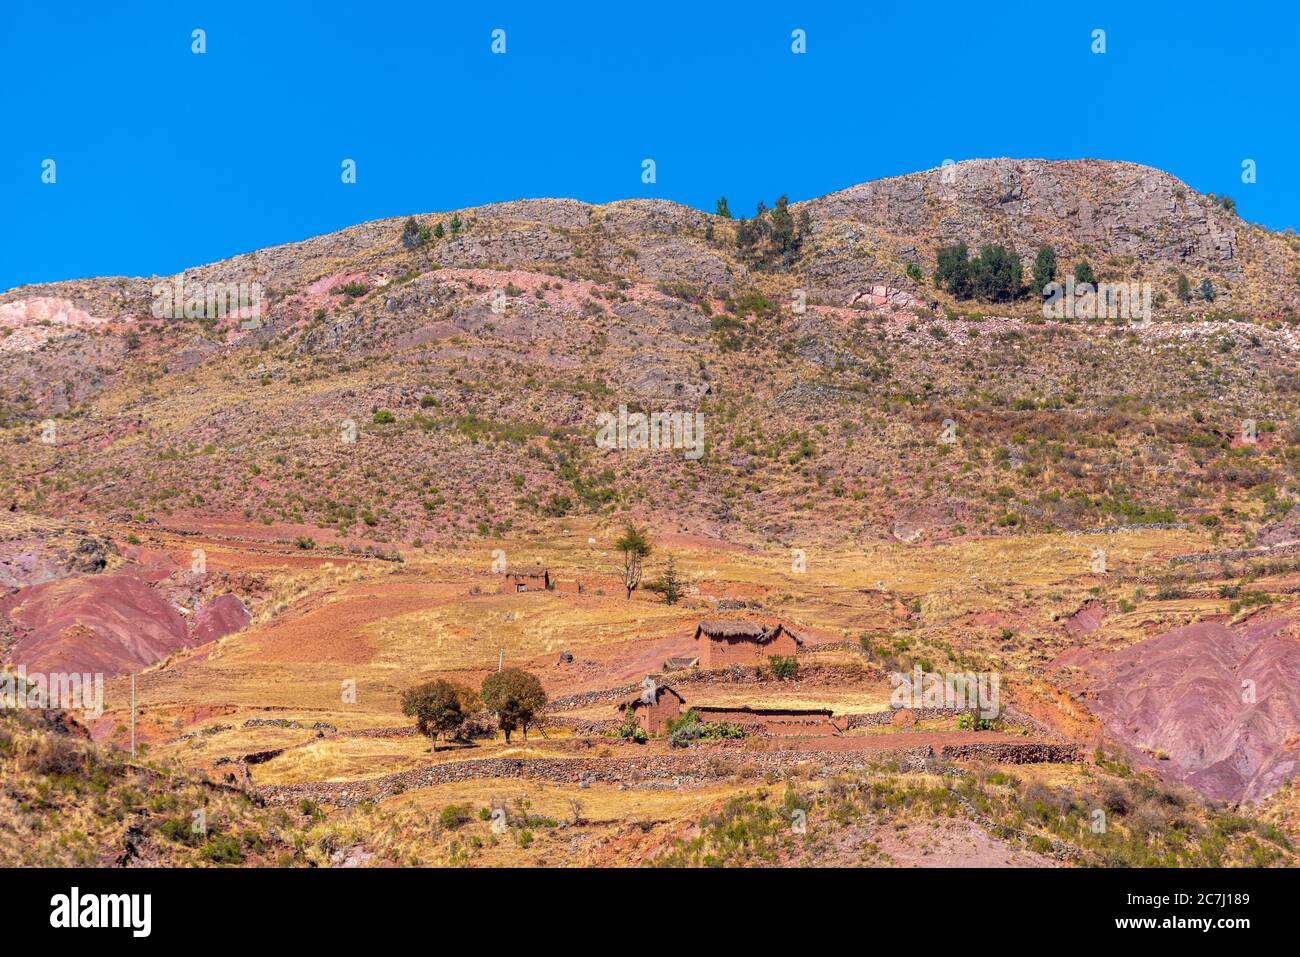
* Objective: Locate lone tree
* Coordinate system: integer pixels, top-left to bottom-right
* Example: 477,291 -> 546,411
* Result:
1176,273 -> 1193,302
654,554 -> 684,605
401,679 -> 476,750
1032,244 -> 1057,295
400,216 -> 431,249
615,523 -> 653,599
715,196 -> 732,219
1200,278 -> 1217,301
480,668 -> 548,743
1074,260 -> 1098,286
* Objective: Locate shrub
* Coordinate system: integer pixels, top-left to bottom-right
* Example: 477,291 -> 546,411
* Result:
616,707 -> 648,742
200,834 -> 245,864
440,803 -> 473,829
768,655 -> 799,681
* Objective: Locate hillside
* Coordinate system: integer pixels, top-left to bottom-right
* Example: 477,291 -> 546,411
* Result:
5,159 -> 1300,867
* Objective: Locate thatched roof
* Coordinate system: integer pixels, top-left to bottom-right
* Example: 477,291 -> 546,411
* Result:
693,620 -> 803,646
615,684 -> 684,711
695,619 -> 765,638
502,566 -> 549,579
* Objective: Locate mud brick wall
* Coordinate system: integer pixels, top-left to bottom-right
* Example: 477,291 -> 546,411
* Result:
699,631 -> 799,669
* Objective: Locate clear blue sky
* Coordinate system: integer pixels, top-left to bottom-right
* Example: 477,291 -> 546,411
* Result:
3,0 -> 1297,291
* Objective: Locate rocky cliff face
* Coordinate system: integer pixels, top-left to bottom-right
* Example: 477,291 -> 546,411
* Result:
797,158 -> 1297,310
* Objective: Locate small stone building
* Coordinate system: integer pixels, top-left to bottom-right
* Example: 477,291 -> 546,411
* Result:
692,619 -> 803,669
615,684 -> 685,737
499,566 -> 550,593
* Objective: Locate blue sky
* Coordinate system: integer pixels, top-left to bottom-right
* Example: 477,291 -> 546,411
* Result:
2,0 -> 1297,291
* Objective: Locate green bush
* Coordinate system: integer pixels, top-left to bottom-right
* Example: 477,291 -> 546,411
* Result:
768,655 -> 799,680
440,803 -> 474,829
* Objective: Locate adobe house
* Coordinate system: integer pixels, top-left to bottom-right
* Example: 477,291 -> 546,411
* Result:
615,684 -> 685,737
498,566 -> 550,593
692,619 -> 803,669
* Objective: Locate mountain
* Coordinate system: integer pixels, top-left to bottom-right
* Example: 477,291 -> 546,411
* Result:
6,160 -> 1300,851
3,159 -> 1299,552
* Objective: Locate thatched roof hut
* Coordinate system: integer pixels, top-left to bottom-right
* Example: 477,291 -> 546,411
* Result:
692,619 -> 803,646
498,566 -> 550,592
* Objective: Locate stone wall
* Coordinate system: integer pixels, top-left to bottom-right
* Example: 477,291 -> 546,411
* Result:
260,740 -> 1079,808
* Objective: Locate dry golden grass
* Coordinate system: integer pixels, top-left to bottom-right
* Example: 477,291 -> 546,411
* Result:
110,523 -> 1226,793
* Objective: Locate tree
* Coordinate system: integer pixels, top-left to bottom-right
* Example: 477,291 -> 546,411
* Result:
1074,261 -> 1098,285
734,218 -> 756,252
651,554 -> 684,605
449,214 -> 463,235
715,196 -> 732,219
769,195 -> 797,260
1200,278 -> 1216,301
972,244 -> 1023,302
401,679 -> 476,749
433,222 -> 445,239
1176,273 -> 1192,302
401,216 -> 431,249
1032,244 -> 1057,295
615,523 -> 653,598
934,242 -> 974,299
480,668 -> 548,743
